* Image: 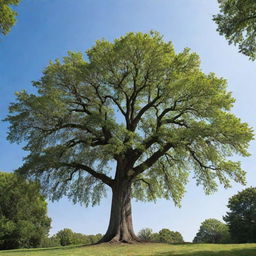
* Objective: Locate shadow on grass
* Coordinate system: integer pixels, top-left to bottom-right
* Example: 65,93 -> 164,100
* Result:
154,246 -> 256,256
0,244 -> 90,254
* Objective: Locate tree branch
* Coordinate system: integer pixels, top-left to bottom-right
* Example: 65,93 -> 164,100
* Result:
186,145 -> 216,171
104,95 -> 126,116
134,178 -> 155,199
61,162 -> 114,187
133,143 -> 174,176
131,91 -> 161,131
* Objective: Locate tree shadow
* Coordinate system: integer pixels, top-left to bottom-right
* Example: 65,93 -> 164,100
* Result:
153,246 -> 256,256
0,244 -> 88,254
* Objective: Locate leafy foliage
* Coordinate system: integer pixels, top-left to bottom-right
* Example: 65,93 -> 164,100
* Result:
40,236 -> 61,248
137,227 -> 183,243
158,228 -> 184,243
0,172 -> 51,250
224,187 -> 256,243
0,0 -> 20,35
137,228 -> 153,241
5,32 -> 253,210
159,228 -> 184,243
54,229 -> 102,246
56,229 -> 74,246
193,218 -> 230,244
214,0 -> 256,60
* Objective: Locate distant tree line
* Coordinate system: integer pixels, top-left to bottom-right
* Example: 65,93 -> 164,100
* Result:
137,228 -> 184,243
41,229 -> 103,247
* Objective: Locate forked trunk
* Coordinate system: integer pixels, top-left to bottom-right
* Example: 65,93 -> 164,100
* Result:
99,179 -> 140,243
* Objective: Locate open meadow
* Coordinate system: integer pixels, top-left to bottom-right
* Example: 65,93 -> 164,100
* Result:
0,243 -> 256,256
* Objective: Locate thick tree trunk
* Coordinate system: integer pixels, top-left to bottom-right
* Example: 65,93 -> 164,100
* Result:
99,178 -> 140,243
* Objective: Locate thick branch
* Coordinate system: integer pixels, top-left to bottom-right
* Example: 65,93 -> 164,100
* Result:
133,143 -> 174,176
61,162 -> 114,187
131,90 -> 161,131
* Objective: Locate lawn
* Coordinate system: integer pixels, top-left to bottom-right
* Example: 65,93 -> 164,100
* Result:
0,243 -> 256,256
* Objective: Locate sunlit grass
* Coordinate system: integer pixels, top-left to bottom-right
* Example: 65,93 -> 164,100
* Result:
0,243 -> 256,256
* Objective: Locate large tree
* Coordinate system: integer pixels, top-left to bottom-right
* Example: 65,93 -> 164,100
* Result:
0,172 -> 51,249
6,32 -> 253,243
214,0 -> 256,60
224,187 -> 256,243
0,0 -> 21,35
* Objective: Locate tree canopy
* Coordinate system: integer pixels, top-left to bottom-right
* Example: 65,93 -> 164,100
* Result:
224,187 -> 256,243
0,172 -> 51,249
193,218 -> 230,244
5,32 -> 254,242
214,0 -> 256,60
0,0 -> 20,35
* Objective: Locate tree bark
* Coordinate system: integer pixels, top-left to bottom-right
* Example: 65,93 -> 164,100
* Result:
99,176 -> 139,243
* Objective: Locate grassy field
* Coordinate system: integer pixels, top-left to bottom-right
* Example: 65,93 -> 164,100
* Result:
0,243 -> 256,256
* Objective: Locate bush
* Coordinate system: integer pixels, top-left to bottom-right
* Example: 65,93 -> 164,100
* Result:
158,229 -> 184,243
138,228 -> 153,241
151,232 -> 160,242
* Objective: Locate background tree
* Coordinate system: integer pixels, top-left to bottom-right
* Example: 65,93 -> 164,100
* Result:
158,228 -> 184,243
137,228 -> 153,241
213,0 -> 256,60
41,231 -> 102,247
151,232 -> 160,242
0,0 -> 21,35
0,172 -> 51,249
5,32 -> 253,243
40,235 -> 61,248
224,187 -> 256,243
56,228 -> 74,246
193,218 -> 230,244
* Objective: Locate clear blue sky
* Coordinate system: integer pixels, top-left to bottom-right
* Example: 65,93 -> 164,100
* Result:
0,0 -> 255,242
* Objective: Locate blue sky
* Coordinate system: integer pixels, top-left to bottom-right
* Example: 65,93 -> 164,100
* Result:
0,0 -> 255,242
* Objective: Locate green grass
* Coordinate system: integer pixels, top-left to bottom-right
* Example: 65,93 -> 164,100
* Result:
0,243 -> 256,256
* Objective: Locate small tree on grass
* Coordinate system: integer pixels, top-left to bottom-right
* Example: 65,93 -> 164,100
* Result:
224,187 -> 256,243
0,172 -> 51,249
5,32 -> 253,243
193,219 -> 230,244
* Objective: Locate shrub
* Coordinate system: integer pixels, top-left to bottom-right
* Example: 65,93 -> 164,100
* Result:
138,228 -> 153,241
158,228 -> 184,243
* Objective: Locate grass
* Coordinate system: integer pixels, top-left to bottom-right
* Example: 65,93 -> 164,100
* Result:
0,243 -> 256,256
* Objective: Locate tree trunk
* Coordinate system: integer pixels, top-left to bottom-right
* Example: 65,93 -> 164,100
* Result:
99,178 -> 140,243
